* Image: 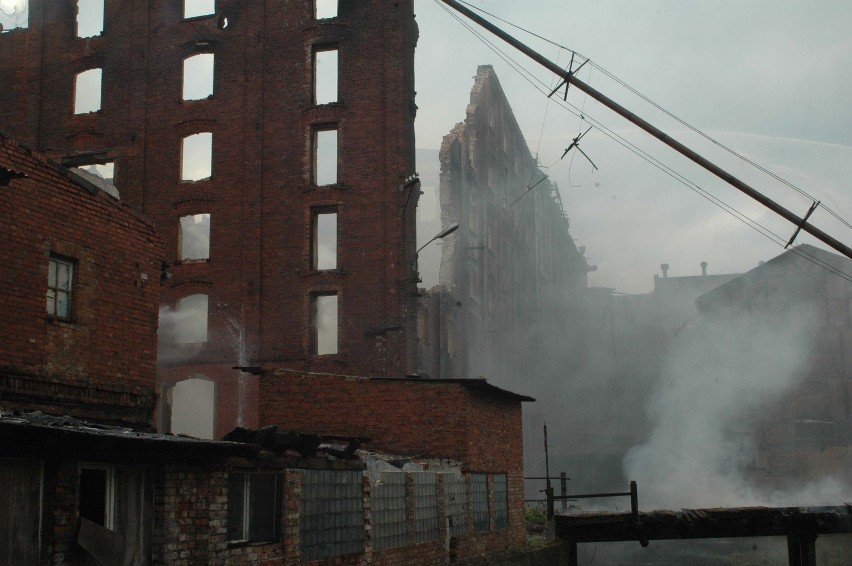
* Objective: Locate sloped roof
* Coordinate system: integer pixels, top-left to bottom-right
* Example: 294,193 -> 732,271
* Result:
696,244 -> 852,312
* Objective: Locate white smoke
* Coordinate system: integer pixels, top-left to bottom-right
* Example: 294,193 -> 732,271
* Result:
624,311 -> 851,508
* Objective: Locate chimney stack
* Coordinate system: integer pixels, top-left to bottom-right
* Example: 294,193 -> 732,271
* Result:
661,263 -> 669,278
700,261 -> 707,276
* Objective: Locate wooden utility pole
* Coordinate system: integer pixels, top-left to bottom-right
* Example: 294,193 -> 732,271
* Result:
440,0 -> 852,261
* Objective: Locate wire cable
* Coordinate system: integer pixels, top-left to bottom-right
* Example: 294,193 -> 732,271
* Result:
452,0 -> 852,233
434,0 -> 852,285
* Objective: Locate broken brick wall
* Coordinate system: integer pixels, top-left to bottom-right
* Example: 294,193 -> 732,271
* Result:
0,0 -> 420,436
0,133 -> 161,424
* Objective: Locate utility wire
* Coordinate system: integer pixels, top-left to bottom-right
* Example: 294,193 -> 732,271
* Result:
452,0 -> 852,233
435,0 -> 852,285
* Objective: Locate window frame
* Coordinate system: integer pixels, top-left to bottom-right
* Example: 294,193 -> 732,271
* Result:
46,255 -> 75,321
227,471 -> 282,545
182,52 -> 215,101
78,463 -> 116,530
312,292 -> 339,356
73,67 -> 103,115
313,46 -> 339,105
312,125 -> 338,187
311,207 -> 337,271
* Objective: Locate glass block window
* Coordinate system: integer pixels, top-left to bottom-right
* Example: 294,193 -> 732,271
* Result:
413,473 -> 439,543
443,472 -> 467,537
369,471 -> 406,551
471,473 -> 489,532
493,474 -> 508,529
301,470 -> 363,561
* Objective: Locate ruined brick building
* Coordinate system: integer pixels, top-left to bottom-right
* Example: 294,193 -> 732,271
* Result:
418,65 -> 588,380
0,0 -> 420,438
0,84 -> 533,566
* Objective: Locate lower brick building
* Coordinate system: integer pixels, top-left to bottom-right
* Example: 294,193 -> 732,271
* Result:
0,132 -> 538,564
0,131 -> 162,425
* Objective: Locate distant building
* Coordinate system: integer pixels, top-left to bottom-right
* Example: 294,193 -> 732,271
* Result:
418,65 -> 588,383
697,244 -> 852,483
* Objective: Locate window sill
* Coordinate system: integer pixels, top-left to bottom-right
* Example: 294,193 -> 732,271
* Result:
46,316 -> 77,328
226,540 -> 280,549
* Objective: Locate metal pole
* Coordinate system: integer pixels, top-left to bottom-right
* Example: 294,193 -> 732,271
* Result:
544,424 -> 554,519
630,481 -> 639,522
439,0 -> 852,261
560,472 -> 568,511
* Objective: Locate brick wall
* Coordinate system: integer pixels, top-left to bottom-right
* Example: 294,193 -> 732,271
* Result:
0,0 -> 421,434
0,134 -> 161,424
259,371 -> 528,558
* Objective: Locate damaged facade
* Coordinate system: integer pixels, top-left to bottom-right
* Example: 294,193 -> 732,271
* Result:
418,65 -> 588,381
0,0 -> 420,438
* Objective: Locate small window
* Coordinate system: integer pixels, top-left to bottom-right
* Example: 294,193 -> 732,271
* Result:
181,132 -> 212,181
175,293 -> 208,344
228,472 -> 282,544
471,474 -> 489,532
0,0 -> 29,31
183,53 -> 214,100
311,209 -> 337,270
74,68 -> 102,114
493,474 -> 509,529
313,47 -> 338,105
79,464 -> 114,529
179,213 -> 211,261
184,0 -> 214,19
313,127 -> 337,186
47,255 -> 74,319
315,0 -> 337,19
313,293 -> 338,355
76,0 -> 103,37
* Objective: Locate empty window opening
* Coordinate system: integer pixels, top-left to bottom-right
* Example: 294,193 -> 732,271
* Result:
313,127 -> 337,186
184,0 -> 214,19
183,53 -> 214,100
312,210 -> 337,270
315,0 -> 337,19
228,472 -> 282,543
181,132 -> 212,181
179,214 -> 211,261
79,162 -> 114,183
74,68 -> 102,114
79,464 -> 114,529
313,293 -> 338,355
47,255 -> 74,319
76,0 -> 103,37
175,293 -> 208,344
313,48 -> 338,105
169,376 -> 215,439
0,0 -> 29,30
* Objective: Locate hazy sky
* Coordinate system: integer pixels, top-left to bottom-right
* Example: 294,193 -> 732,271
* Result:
414,1 -> 852,293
